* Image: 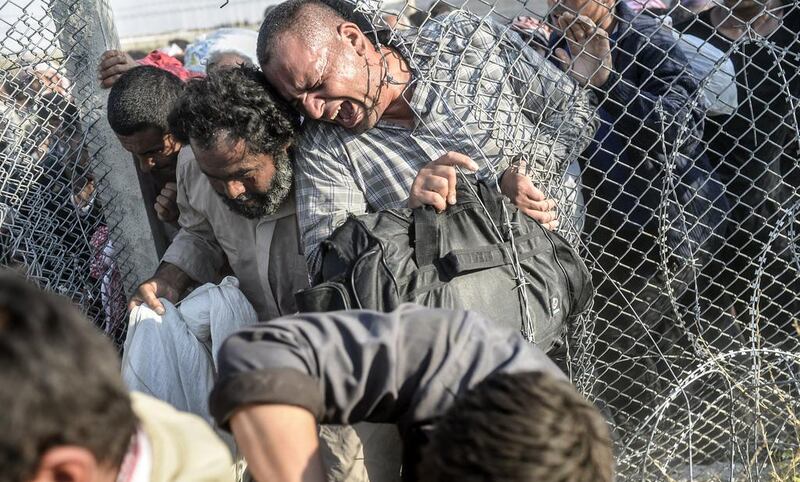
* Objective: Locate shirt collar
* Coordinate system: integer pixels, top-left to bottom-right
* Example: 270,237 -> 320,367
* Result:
116,428 -> 152,482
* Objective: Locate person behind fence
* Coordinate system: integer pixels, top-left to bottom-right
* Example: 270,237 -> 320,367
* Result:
209,304 -> 615,482
543,0 -> 732,416
107,66 -> 183,225
257,0 -> 599,276
676,0 -> 800,342
0,271 -> 234,482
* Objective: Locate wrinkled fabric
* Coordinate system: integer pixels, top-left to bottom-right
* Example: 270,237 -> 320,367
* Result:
183,28 -> 259,74
121,278 -> 374,481
137,51 -> 203,82
211,304 -> 565,430
131,393 -> 234,482
122,276 -> 258,452
674,33 -> 738,116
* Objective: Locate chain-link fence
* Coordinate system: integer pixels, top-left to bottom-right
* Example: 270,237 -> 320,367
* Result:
2,0 -> 799,480
0,0 -> 146,346
355,0 -> 800,479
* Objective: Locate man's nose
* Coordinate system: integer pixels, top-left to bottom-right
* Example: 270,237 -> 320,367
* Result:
224,180 -> 246,199
302,94 -> 325,120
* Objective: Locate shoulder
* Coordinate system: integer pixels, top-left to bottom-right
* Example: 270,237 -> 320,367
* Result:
409,11 -> 511,61
131,392 -> 234,480
176,146 -> 202,184
294,120 -> 351,163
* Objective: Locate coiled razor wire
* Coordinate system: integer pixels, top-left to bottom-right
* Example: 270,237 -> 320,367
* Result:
363,2 -> 800,479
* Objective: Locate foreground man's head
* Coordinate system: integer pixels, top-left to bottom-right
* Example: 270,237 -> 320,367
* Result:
421,371 -> 615,482
0,271 -> 137,482
170,66 -> 299,219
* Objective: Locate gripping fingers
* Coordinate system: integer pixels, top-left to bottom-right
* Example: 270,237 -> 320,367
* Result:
410,189 -> 448,212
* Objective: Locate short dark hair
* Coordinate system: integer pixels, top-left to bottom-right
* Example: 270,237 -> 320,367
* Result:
107,65 -> 183,136
257,0 -> 378,67
169,65 -> 299,156
0,271 -> 137,481
420,371 -> 615,482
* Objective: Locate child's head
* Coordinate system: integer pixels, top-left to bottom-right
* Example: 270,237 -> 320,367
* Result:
420,371 -> 615,482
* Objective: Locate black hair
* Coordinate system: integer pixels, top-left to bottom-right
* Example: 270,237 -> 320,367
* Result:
0,271 -> 137,481
169,65 -> 299,156
107,65 -> 183,136
206,50 -> 255,75
257,0 -> 380,67
167,38 -> 189,50
420,371 -> 615,482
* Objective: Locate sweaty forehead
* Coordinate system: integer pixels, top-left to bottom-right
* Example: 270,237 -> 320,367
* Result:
265,34 -> 329,94
193,136 -> 252,173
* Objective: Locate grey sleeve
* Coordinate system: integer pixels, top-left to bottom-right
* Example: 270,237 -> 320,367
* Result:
209,304 -> 564,431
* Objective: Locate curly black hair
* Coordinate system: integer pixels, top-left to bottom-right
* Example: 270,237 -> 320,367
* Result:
169,66 -> 299,156
107,66 -> 183,136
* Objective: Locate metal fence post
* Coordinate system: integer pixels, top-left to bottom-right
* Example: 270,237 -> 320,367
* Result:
52,0 -> 159,294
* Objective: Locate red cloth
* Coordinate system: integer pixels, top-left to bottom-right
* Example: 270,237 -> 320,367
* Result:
137,51 -> 204,82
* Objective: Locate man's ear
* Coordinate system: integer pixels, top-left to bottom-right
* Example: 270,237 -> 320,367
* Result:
338,22 -> 370,56
29,447 -> 101,482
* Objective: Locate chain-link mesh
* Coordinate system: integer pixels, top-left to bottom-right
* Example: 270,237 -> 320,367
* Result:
1,0 -> 133,345
3,0 -> 799,479
351,0 -> 799,479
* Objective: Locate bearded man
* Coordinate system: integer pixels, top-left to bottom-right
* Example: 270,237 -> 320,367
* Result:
126,68 -> 390,482
128,66 -> 307,321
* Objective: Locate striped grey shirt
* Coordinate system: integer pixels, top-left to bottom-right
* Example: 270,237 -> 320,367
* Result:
294,11 -> 598,275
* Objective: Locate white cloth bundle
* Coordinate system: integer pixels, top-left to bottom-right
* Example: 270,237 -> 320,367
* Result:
122,276 -> 258,453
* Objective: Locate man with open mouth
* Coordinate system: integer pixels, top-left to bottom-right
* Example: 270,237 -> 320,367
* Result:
257,0 -> 599,276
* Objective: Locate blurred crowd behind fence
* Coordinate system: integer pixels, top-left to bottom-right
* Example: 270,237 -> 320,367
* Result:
1,0 -> 799,480
0,0 -> 157,346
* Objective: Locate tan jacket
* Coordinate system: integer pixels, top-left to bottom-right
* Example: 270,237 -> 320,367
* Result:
132,392 -> 234,482
162,148 -> 308,320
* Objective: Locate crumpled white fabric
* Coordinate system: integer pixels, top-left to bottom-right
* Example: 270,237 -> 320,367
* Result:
674,32 -> 738,116
121,276 -> 257,453
183,28 -> 259,74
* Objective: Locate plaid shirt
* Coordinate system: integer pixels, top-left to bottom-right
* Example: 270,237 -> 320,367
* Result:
294,11 -> 598,275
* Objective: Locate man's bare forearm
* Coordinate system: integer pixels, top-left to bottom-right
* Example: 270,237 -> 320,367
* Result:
153,262 -> 194,298
231,405 -> 326,482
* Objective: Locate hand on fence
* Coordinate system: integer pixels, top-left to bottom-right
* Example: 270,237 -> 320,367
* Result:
409,152 -> 479,212
97,50 -> 138,89
500,168 -> 559,230
154,182 -> 179,223
553,13 -> 613,88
